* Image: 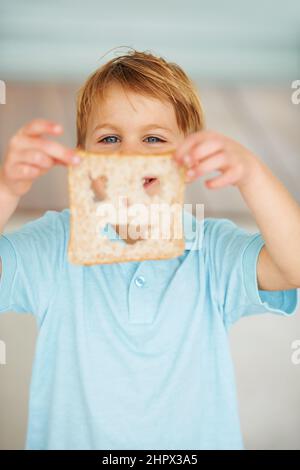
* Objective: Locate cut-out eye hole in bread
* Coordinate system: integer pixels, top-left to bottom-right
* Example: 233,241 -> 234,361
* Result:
68,150 -> 187,265
90,174 -> 108,202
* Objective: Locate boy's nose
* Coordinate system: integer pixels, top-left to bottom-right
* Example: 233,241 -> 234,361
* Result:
118,143 -> 148,155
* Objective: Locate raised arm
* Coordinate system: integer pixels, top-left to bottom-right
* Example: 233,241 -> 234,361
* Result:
174,130 -> 300,290
0,118 -> 80,275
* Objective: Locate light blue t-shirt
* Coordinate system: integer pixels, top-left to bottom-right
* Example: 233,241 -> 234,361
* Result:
0,209 -> 298,450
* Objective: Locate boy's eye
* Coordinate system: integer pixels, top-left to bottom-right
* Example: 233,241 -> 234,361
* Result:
98,136 -> 120,144
97,135 -> 166,144
144,136 -> 165,143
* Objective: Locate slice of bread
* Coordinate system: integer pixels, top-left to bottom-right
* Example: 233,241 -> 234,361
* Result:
68,149 -> 187,265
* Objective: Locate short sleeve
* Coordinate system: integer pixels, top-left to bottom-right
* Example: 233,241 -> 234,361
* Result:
204,217 -> 299,327
0,209 -> 68,319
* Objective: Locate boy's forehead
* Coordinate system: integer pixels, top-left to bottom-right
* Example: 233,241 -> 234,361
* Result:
88,85 -> 179,131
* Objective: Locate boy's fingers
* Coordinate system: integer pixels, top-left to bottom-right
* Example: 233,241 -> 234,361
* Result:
175,130 -> 219,163
180,141 -> 225,170
174,132 -> 207,162
205,168 -> 239,189
13,163 -> 42,180
17,149 -> 54,169
13,136 -> 76,165
174,134 -> 200,163
191,140 -> 224,161
19,119 -> 63,137
187,152 -> 227,179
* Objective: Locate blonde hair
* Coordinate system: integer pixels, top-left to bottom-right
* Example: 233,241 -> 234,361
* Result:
76,49 -> 205,148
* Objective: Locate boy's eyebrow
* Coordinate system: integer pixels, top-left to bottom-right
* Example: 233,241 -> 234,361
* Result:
92,123 -> 173,134
141,123 -> 173,132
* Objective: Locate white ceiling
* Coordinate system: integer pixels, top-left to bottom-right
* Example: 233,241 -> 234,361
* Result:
1,0 -> 300,82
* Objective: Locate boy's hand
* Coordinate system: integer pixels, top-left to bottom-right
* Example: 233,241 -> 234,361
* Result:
0,119 -> 80,197
174,130 -> 261,189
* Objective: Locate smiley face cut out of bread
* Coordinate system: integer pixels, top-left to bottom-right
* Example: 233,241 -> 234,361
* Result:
68,150 -> 187,265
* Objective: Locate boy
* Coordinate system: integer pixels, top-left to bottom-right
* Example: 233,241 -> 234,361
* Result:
0,50 -> 299,450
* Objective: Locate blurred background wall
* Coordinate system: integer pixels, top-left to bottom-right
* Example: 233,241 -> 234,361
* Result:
0,0 -> 299,449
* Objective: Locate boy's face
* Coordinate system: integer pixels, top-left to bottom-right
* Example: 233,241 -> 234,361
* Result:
85,83 -> 185,154
84,83 -> 185,195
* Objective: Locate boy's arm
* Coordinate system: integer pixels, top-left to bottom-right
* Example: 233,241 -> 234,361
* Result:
0,174 -> 20,234
0,175 -> 21,278
175,130 -> 300,290
237,160 -> 300,290
0,118 -> 78,278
